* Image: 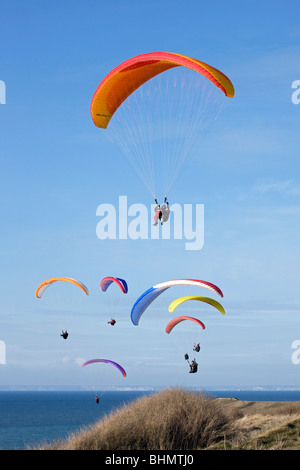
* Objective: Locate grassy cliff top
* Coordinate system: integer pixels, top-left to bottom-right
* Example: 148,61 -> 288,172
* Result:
33,387 -> 300,450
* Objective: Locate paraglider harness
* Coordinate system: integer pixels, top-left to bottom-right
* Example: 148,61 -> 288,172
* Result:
153,197 -> 170,225
184,354 -> 198,373
95,392 -> 103,404
189,359 -> 198,374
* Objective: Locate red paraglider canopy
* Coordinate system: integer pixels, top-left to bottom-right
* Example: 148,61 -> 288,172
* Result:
165,316 -> 205,334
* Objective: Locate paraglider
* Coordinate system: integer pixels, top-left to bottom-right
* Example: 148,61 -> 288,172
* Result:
165,316 -> 205,334
82,359 -> 127,378
91,52 -> 234,200
60,330 -> 68,340
165,296 -> 224,366
168,295 -> 225,315
131,279 -> 223,326
91,52 -> 235,129
36,277 -> 89,338
36,277 -> 89,299
165,316 -> 204,370
100,276 -> 128,325
100,277 -> 128,294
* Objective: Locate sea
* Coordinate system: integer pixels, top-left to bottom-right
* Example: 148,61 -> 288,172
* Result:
1,389 -> 300,450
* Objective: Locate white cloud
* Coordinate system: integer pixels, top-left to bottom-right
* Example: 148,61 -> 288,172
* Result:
75,357 -> 85,367
62,356 -> 71,364
253,180 -> 300,196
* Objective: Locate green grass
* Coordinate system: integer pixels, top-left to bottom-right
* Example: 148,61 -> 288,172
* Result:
239,417 -> 300,450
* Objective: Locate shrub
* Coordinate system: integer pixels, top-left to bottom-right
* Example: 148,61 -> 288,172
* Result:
38,387 -> 237,450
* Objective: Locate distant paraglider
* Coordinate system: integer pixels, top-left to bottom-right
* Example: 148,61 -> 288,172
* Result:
100,276 -> 128,325
60,330 -> 69,340
131,279 -> 223,326
36,277 -> 89,339
100,277 -> 128,294
129,277 -> 226,375
82,359 -> 127,378
168,296 -> 225,315
166,295 -> 225,369
36,277 -> 89,299
165,316 -> 204,373
165,316 -> 205,334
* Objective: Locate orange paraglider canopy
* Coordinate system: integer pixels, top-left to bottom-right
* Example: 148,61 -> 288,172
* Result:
36,277 -> 89,299
91,52 -> 235,129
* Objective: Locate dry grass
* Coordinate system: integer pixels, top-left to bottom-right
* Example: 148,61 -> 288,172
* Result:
208,399 -> 300,450
35,387 -> 237,450
33,390 -> 300,450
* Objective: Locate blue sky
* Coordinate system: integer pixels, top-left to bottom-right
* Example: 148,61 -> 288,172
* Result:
1,0 -> 300,390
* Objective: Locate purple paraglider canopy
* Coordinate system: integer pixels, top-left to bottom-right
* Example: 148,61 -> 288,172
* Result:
82,358 -> 126,377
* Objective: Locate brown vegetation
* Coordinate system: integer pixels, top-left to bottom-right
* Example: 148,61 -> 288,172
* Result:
35,387 -> 237,450
33,388 -> 300,450
208,397 -> 300,449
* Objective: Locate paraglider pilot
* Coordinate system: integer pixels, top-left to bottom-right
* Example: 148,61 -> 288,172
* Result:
153,197 -> 170,226
108,318 -> 116,326
193,343 -> 201,352
189,359 -> 198,374
60,330 -> 68,340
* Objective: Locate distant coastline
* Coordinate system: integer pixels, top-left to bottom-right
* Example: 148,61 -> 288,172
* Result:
1,384 -> 300,392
